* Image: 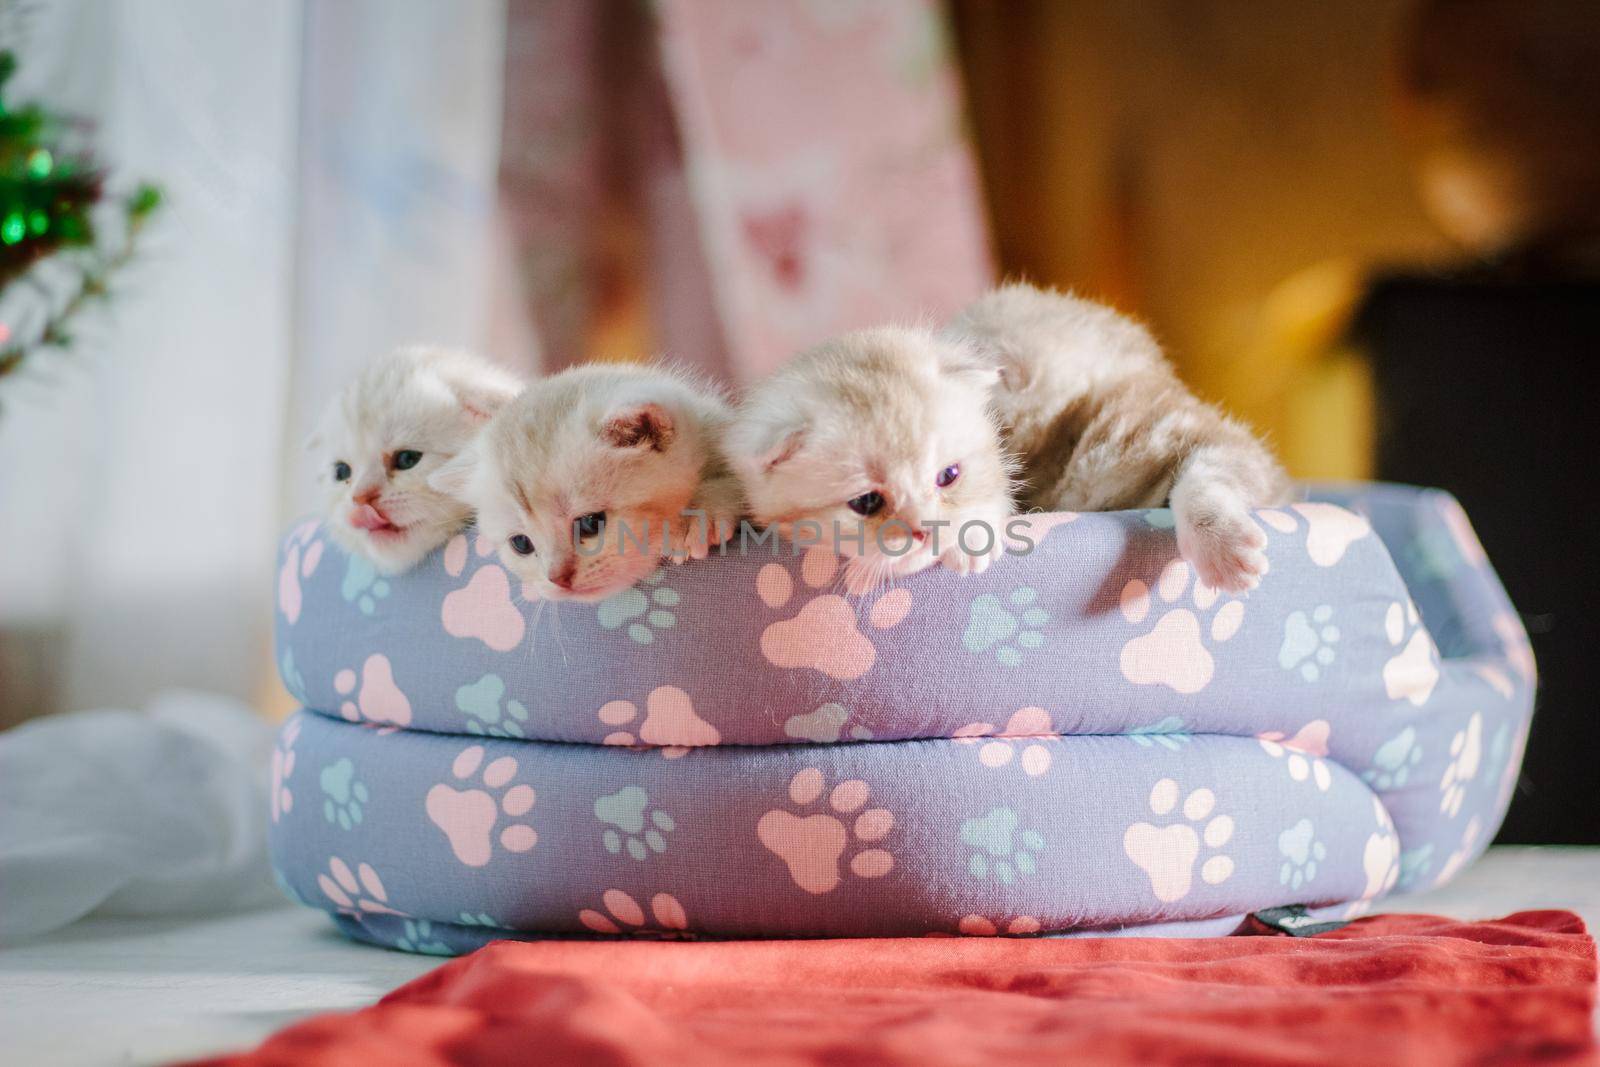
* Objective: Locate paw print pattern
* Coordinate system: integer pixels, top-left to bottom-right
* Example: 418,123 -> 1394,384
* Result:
1364,726 -> 1423,789
319,757 -> 368,830
595,786 -> 676,860
340,554 -> 392,615
1440,712 -> 1483,817
757,546 -> 911,680
1127,716 -> 1192,751
597,570 -> 680,644
334,654 -> 412,727
277,521 -> 324,625
956,914 -> 1042,937
962,587 -> 1048,666
578,889 -> 691,938
425,745 -> 538,867
1279,605 -> 1339,682
1277,818 -> 1326,891
1257,721 -> 1334,792
954,707 -> 1056,777
757,768 -> 895,894
280,648 -> 307,704
1123,779 -> 1235,903
317,857 -> 400,916
440,534 -> 525,652
455,673 -> 530,738
596,685 -> 720,752
960,807 -> 1044,885
394,919 -> 452,955
1257,503 -> 1372,567
1383,600 -> 1441,706
784,703 -> 874,743
270,718 -> 300,823
1119,560 -> 1244,694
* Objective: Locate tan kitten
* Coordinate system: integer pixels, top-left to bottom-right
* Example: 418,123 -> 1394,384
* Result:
430,363 -> 741,603
945,282 -> 1291,592
727,326 -> 1015,584
310,346 -> 523,574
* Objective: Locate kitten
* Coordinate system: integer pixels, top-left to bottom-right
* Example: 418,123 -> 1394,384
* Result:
727,326 -> 1015,584
429,362 -> 742,603
309,345 -> 523,574
945,282 -> 1292,592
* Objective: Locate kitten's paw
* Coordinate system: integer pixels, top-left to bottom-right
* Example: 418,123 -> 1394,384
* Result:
673,511 -> 740,562
939,543 -> 1000,576
1177,513 -> 1268,594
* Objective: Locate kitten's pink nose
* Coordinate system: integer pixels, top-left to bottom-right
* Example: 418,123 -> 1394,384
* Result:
549,558 -> 578,590
353,486 -> 382,506
910,529 -> 928,543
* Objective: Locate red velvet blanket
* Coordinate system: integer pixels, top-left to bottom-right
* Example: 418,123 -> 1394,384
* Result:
198,911 -> 1596,1067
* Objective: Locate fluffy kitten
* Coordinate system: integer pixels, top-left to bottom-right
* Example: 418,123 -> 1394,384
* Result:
945,282 -> 1291,592
430,363 -> 742,603
310,346 -> 523,574
727,326 -> 1015,583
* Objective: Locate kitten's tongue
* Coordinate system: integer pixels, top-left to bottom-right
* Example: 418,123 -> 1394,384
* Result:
349,504 -> 393,532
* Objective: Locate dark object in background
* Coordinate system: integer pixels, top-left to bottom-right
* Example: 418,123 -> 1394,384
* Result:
1357,251 -> 1600,843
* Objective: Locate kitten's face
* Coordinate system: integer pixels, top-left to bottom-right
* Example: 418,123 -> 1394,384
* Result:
731,328 -> 1014,578
312,349 -> 518,574
434,373 -> 705,603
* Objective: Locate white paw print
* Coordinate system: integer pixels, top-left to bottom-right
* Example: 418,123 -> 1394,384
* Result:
1123,779 -> 1235,902
1257,720 -> 1334,792
1383,600 -> 1440,706
1119,560 -> 1244,694
425,746 -> 538,868
1440,712 -> 1483,817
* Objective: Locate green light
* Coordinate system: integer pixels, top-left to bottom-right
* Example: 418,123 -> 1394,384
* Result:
28,209 -> 48,234
0,213 -> 25,244
26,148 -> 52,178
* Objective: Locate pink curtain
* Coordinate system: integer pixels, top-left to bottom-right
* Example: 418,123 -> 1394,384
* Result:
497,0 -> 993,384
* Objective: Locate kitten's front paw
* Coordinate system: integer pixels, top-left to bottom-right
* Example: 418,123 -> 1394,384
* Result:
671,511 -> 740,563
1177,512 -> 1268,593
939,542 -> 1000,576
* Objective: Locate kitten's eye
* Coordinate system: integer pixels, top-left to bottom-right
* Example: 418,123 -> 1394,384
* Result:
509,534 -> 536,556
333,461 -> 352,482
574,511 -> 606,539
846,491 -> 886,517
936,464 -> 961,488
392,449 -> 423,471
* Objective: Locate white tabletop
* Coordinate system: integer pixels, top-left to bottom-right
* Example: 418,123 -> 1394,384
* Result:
3,845 -> 1596,1067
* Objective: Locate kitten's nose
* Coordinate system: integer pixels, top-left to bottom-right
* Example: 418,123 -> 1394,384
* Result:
549,558 -> 578,590
353,485 -> 382,506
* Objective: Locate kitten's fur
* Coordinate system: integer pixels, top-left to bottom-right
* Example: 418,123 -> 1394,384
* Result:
945,282 -> 1291,592
728,326 -> 1015,583
310,346 -> 523,574
430,363 -> 742,603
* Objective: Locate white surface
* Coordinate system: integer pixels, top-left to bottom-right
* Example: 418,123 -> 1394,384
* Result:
2,846 -> 1595,1067
0,692 -> 279,942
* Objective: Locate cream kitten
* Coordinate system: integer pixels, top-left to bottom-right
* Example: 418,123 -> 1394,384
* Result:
429,363 -> 742,603
727,326 -> 1015,584
309,345 -> 523,574
945,282 -> 1292,592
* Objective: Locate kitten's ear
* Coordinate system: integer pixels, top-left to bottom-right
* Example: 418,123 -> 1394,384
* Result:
600,402 -> 675,452
428,447 -> 479,499
752,423 -> 807,473
450,379 -> 520,423
943,334 -> 1022,392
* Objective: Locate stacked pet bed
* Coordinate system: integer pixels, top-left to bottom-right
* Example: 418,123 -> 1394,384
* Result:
269,483 -> 1534,952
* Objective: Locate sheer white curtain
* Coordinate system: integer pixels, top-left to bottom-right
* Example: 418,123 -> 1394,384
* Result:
0,0 -> 513,724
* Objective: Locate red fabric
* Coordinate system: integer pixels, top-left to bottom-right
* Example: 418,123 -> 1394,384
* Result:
196,911 -> 1597,1067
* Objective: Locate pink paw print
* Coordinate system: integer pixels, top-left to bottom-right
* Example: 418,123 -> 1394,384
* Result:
440,533 -> 526,653
277,521 -> 325,625
317,856 -> 401,917
597,685 -> 720,754
1257,503 -> 1372,568
270,718 -> 301,822
1119,560 -> 1244,695
578,889 -> 691,938
757,768 -> 895,894
425,745 -> 538,868
954,707 -> 1057,777
334,654 -> 413,727
956,914 -> 1042,937
757,546 -> 912,681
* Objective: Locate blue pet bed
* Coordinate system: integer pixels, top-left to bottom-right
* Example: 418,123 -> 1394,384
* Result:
268,483 -> 1533,952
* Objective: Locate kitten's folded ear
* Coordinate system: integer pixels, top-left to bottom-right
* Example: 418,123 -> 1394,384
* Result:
449,378 -> 521,423
729,416 -> 807,476
600,402 -> 675,452
940,332 -> 1023,392
428,447 -> 479,499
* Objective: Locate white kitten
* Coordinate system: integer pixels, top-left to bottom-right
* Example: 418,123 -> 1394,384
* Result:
430,362 -> 742,603
727,326 -> 1015,584
310,346 -> 523,574
945,282 -> 1292,592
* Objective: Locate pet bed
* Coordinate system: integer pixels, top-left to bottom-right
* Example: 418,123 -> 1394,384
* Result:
268,483 -> 1534,952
